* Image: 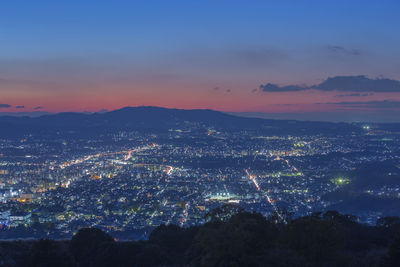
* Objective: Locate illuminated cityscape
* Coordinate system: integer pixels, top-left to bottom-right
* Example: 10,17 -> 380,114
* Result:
1,113 -> 399,240
1,1 -> 400,265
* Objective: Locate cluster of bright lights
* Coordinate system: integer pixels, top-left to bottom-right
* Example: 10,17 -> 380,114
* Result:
363,125 -> 371,130
331,177 -> 351,186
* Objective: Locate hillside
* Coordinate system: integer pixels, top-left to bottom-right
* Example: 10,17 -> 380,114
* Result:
1,208 -> 400,266
0,106 -> 360,138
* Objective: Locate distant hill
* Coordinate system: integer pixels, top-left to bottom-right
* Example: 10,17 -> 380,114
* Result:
322,161 -> 400,217
0,106 -> 360,137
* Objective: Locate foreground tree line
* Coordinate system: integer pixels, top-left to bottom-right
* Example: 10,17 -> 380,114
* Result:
1,206 -> 400,266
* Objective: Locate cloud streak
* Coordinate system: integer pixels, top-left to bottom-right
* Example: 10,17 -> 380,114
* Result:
259,83 -> 306,92
316,100 -> 400,109
260,75 -> 400,93
326,45 -> 360,56
334,93 -> 374,98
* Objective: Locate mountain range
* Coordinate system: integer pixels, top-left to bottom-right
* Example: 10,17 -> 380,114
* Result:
0,106 -> 363,137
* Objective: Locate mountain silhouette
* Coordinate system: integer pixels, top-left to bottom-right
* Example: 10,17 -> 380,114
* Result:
0,106 -> 359,137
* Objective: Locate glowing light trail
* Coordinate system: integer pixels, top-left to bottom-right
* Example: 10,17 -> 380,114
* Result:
59,145 -> 154,169
244,169 -> 286,223
245,169 -> 260,191
180,202 -> 190,227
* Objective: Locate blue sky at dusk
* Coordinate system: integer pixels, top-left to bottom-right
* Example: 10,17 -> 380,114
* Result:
1,0 -> 400,121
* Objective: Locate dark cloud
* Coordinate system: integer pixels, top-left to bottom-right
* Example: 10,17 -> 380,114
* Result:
0,104 -> 11,108
15,105 -> 25,109
316,100 -> 400,109
260,83 -> 306,92
334,93 -> 374,98
260,75 -> 400,93
316,76 -> 400,92
212,86 -> 232,93
34,106 -> 44,110
327,45 -> 360,56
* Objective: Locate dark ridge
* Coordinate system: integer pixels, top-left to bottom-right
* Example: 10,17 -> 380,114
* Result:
0,106 -> 361,138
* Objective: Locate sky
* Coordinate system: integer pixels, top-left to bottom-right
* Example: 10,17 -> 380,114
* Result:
1,0 -> 400,121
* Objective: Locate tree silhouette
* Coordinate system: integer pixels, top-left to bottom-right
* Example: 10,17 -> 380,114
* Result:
69,228 -> 114,267
26,239 -> 73,267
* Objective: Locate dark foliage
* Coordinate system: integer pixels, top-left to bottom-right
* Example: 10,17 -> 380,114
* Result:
69,228 -> 115,266
1,210 -> 400,266
23,239 -> 73,267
